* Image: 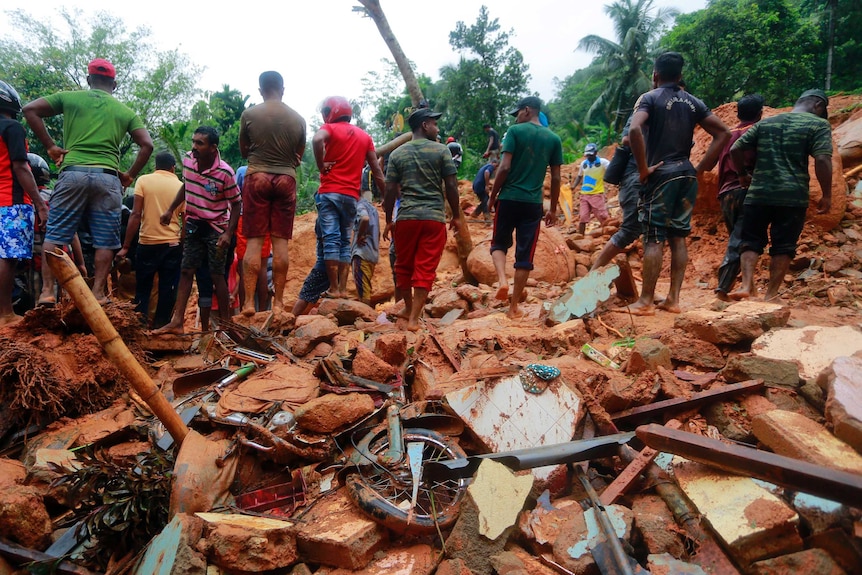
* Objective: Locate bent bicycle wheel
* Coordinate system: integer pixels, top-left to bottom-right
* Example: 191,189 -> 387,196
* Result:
345,428 -> 468,534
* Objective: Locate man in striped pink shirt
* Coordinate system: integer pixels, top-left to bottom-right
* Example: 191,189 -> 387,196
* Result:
152,126 -> 240,334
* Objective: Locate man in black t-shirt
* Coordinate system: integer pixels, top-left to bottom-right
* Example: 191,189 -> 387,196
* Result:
482,124 -> 500,161
625,52 -> 730,316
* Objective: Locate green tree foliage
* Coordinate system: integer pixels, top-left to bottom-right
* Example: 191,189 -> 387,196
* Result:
799,0 -> 862,92
662,0 -> 820,106
438,6 -> 530,155
0,8 -> 199,164
577,0 -> 679,134
188,85 -> 250,170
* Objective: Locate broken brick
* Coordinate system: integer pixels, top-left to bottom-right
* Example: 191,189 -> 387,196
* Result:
196,512 -> 297,572
749,548 -> 846,575
820,356 -> 862,454
316,544 -> 438,575
294,393 -> 375,434
674,300 -> 790,345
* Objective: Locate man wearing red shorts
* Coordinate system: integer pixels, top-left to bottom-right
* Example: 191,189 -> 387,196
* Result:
238,71 -> 306,314
384,108 -> 461,331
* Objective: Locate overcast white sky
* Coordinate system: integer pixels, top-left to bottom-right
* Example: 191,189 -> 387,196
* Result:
2,0 -> 706,124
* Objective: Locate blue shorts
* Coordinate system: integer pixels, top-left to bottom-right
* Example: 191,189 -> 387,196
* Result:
0,204 -> 35,259
316,193 -> 357,263
45,169 -> 123,249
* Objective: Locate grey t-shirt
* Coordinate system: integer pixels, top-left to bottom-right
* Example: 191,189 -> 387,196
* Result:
351,198 -> 380,263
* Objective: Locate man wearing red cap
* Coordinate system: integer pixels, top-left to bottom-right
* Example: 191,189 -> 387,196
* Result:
23,58 -> 153,305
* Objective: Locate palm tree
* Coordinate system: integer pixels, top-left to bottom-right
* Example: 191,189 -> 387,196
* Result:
578,0 -> 679,134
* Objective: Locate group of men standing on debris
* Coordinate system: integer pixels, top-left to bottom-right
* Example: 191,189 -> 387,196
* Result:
0,50 -> 834,330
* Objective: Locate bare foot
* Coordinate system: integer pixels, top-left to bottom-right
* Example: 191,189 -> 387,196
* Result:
656,300 -> 681,313
323,289 -> 343,299
728,289 -> 751,301
0,313 -> 23,327
715,290 -> 730,302
506,307 -> 526,319
620,302 -> 655,316
495,285 -> 509,302
241,305 -> 256,317
406,320 -> 421,332
151,322 -> 184,335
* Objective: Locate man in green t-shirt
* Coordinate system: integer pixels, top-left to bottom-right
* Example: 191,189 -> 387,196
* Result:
487,96 -> 563,319
728,88 -> 832,302
23,58 -> 153,305
384,108 -> 461,331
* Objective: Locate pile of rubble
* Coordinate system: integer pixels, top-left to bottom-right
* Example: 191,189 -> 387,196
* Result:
1,96 -> 861,575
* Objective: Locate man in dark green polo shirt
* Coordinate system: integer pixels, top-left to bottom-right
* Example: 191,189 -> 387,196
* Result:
729,88 -> 832,302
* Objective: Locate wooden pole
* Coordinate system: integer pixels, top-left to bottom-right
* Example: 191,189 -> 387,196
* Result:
45,248 -> 189,446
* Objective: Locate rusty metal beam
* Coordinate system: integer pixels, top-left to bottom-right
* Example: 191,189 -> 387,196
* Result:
636,424 -> 862,507
610,380 -> 763,428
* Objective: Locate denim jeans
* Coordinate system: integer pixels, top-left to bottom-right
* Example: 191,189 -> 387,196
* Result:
316,192 -> 357,263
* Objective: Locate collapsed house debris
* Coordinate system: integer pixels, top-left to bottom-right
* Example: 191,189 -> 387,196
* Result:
2,98 -> 862,575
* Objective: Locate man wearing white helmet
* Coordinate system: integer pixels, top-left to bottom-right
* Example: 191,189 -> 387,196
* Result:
0,80 -> 49,325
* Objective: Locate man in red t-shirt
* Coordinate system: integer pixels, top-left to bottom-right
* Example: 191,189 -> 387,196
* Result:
310,96 -> 384,298
0,80 -> 49,325
714,94 -> 763,300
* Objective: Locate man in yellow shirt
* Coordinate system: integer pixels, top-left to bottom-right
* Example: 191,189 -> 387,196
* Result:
116,152 -> 183,328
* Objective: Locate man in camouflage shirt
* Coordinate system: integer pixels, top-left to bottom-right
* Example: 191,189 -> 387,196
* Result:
384,108 -> 461,331
729,89 -> 832,302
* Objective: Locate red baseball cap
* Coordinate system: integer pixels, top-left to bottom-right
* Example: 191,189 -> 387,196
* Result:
88,58 -> 116,79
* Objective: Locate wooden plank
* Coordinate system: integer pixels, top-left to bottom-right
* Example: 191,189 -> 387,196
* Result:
426,322 -> 461,371
599,420 -> 682,505
610,380 -> 763,428
636,424 -> 862,507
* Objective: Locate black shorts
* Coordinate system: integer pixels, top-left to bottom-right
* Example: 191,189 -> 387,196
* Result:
490,199 -> 544,270
739,204 -> 807,257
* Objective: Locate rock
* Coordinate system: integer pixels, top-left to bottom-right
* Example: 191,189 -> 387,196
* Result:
427,289 -> 469,318
317,298 -> 377,325
351,344 -> 399,382
290,316 -> 340,356
632,495 -> 686,557
436,558 -> 474,575
827,286 -> 854,306
626,339 -> 672,375
196,513 -> 296,572
570,238 -> 596,252
573,252 -> 592,267
720,354 -> 800,387
552,504 -> 634,574
455,284 -> 485,308
601,372 -> 659,413
820,356 -> 862,453
294,488 -> 388,570
294,393 -> 375,434
751,325 -> 862,382
498,545 -> 559,575
0,484 -> 52,549
674,301 -> 790,345
445,493 -> 512,575
751,409 -> 862,475
0,458 -> 26,488
314,544 -> 437,575
373,332 -> 408,367
703,401 -> 753,442
658,330 -> 725,370
671,457 -> 802,567
822,253 -> 852,274
467,226 -> 576,286
791,492 -> 850,534
749,548 -> 846,575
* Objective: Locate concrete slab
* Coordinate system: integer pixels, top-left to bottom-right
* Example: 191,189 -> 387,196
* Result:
549,264 -> 620,322
671,457 -> 803,567
751,409 -> 862,475
821,356 -> 862,454
445,374 -> 581,485
751,324 -> 862,381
